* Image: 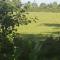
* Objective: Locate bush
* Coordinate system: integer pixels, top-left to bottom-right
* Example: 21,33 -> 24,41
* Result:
13,33 -> 60,60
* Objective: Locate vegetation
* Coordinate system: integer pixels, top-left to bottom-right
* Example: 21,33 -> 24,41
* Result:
14,33 -> 60,60
23,1 -> 60,12
0,0 -> 31,60
0,0 -> 60,60
17,12 -> 60,34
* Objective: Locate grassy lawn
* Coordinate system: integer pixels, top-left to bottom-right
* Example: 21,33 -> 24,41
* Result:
16,12 -> 60,34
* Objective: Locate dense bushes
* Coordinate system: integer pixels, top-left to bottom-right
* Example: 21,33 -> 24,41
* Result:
13,33 -> 60,60
0,33 -> 60,60
0,33 -> 14,60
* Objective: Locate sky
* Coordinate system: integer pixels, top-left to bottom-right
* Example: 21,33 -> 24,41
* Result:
21,0 -> 60,5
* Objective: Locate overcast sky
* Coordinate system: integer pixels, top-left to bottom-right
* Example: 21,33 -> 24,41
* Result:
21,0 -> 60,5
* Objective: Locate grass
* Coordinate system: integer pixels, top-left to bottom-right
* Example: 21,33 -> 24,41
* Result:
16,12 -> 60,34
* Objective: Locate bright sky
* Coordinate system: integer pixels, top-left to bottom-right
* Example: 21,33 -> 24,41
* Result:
21,0 -> 60,5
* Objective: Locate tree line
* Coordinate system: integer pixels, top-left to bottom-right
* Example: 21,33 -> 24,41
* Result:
23,1 -> 60,12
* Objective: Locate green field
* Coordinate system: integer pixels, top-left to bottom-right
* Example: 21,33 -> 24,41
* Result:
16,12 -> 60,34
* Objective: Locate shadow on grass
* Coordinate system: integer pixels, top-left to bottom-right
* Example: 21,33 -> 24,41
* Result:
44,23 -> 60,27
0,32 -> 60,60
13,33 -> 60,60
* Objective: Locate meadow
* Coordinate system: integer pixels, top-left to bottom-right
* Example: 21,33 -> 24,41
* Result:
16,12 -> 60,34
14,12 -> 60,60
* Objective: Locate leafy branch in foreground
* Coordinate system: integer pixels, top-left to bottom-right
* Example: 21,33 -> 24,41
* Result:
0,1 -> 32,35
0,0 -> 32,60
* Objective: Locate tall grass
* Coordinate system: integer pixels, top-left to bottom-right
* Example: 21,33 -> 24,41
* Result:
14,33 -> 60,60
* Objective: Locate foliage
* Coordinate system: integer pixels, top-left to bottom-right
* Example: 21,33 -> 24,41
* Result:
0,0 -> 60,60
24,1 -> 33,12
23,1 -> 60,12
13,33 -> 60,60
0,0 -> 31,60
0,1 -> 32,35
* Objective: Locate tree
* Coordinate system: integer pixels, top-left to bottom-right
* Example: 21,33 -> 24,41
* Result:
52,2 -> 57,8
58,4 -> 60,9
40,3 -> 47,8
24,1 -> 32,11
47,3 -> 53,8
0,0 -> 31,60
32,2 -> 38,8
